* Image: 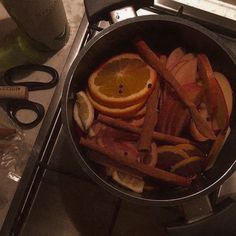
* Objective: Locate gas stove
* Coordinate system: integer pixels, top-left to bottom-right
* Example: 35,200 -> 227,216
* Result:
1,2 -> 236,236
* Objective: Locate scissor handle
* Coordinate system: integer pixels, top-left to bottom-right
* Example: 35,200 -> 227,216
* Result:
0,86 -> 28,99
5,99 -> 45,129
3,64 -> 59,91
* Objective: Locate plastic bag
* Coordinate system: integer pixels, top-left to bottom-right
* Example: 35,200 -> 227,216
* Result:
0,107 -> 29,182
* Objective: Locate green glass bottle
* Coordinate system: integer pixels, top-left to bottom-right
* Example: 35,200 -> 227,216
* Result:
1,0 -> 69,51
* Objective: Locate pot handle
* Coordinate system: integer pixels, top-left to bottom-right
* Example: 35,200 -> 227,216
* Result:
84,0 -> 153,23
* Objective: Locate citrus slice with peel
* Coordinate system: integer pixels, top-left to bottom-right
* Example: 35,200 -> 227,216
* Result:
124,105 -> 146,119
175,144 -> 204,157
88,53 -> 157,107
134,105 -> 146,118
156,145 -> 190,171
112,170 -> 144,193
171,156 -> 203,177
86,91 -> 146,118
73,91 -> 94,131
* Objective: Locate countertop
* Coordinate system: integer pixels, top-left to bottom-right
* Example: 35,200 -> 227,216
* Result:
0,0 -> 84,229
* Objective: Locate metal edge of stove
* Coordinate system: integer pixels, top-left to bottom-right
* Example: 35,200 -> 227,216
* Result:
0,14 -> 89,236
153,0 -> 236,38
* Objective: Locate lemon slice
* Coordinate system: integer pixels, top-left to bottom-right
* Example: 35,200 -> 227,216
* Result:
156,145 -> 190,171
88,53 -> 157,107
73,91 -> 94,131
157,145 -> 190,159
171,156 -> 202,172
171,156 -> 203,177
175,144 -> 204,157
112,170 -> 144,193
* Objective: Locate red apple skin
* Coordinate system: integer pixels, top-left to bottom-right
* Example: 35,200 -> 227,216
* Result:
197,54 -> 219,117
214,77 -> 230,131
160,55 -> 167,66
190,72 -> 230,140
161,83 -> 203,136
214,72 -> 233,116
170,83 -> 203,136
171,60 -> 186,75
189,104 -> 211,141
171,53 -> 195,75
166,47 -> 185,70
175,58 -> 198,85
190,120 -> 209,142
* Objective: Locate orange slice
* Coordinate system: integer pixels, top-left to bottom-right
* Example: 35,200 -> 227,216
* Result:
88,53 -> 157,107
133,105 -> 146,118
86,91 -> 146,118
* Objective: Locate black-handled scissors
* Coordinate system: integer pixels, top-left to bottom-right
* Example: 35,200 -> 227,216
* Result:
0,64 -> 59,129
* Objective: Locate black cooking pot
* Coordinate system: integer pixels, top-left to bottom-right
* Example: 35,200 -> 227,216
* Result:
62,0 -> 236,206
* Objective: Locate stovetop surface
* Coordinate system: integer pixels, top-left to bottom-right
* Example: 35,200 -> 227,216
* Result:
1,2 -> 236,236
20,125 -> 181,236
19,122 -> 236,236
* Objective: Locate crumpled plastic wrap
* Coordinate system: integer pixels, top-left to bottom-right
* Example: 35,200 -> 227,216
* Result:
0,107 -> 29,182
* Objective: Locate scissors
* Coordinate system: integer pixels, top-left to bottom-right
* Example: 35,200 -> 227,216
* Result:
0,64 -> 59,129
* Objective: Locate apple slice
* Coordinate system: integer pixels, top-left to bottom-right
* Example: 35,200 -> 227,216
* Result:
214,80 -> 229,131
166,47 -> 185,70
190,120 -> 209,142
171,61 -> 186,75
166,83 -> 203,136
190,74 -> 230,139
190,103 -> 211,141
171,53 -> 195,75
197,54 -> 219,116
178,53 -> 195,64
175,58 -> 198,85
214,71 -> 233,116
160,55 -> 167,66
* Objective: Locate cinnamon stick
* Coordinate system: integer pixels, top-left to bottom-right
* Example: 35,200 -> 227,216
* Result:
80,138 -> 192,186
86,150 -> 144,179
135,39 -> 216,140
97,114 -> 191,145
138,81 -> 159,151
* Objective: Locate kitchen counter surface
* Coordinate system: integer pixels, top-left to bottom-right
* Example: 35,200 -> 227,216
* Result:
0,0 -> 84,229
